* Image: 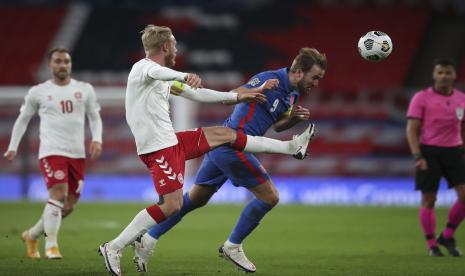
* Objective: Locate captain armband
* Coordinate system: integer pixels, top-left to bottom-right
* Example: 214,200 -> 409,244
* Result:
282,105 -> 294,117
170,81 -> 185,96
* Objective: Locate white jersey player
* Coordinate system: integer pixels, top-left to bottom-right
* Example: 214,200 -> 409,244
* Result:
4,48 -> 103,259
98,25 -> 316,276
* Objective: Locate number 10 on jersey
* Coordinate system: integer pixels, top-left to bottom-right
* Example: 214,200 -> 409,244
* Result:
60,100 -> 73,113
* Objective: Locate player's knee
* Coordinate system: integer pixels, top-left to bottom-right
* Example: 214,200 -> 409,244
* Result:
62,207 -> 74,218
421,196 -> 436,208
217,127 -> 236,144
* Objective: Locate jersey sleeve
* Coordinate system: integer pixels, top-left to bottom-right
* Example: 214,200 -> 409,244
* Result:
242,73 -> 269,89
20,87 -> 39,116
7,88 -> 37,151
144,62 -> 187,82
406,92 -> 424,119
85,84 -> 103,143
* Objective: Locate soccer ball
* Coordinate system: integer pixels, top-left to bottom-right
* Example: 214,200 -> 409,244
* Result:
357,31 -> 393,61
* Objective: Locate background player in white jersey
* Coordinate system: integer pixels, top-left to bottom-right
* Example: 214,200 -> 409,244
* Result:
98,25 -> 315,276
4,47 -> 103,259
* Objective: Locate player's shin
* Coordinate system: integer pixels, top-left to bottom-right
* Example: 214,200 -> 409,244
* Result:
29,217 -> 44,240
109,206 -> 165,251
442,201 -> 465,238
43,199 -> 64,250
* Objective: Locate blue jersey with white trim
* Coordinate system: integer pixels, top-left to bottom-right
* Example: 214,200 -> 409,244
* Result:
224,68 -> 299,136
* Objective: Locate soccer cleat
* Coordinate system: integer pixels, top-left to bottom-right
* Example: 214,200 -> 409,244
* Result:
429,246 -> 444,257
437,234 -> 462,257
21,230 -> 40,259
98,243 -> 122,276
132,235 -> 154,273
292,123 -> 316,160
219,244 -> 256,273
45,246 -> 63,259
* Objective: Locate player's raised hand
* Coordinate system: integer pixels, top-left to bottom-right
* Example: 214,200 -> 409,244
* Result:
237,91 -> 267,103
291,105 -> 310,121
3,150 -> 16,161
257,79 -> 279,92
89,141 -> 102,160
185,73 -> 202,89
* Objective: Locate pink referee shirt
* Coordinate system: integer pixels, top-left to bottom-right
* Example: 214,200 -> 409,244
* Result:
407,87 -> 465,147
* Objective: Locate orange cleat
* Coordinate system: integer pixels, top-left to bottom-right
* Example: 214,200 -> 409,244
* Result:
21,230 -> 40,259
45,246 -> 63,259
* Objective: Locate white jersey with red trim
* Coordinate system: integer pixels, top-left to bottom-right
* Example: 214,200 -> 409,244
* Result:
125,58 -> 187,155
7,79 -> 102,159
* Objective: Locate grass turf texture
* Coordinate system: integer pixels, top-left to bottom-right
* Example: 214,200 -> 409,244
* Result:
0,202 -> 464,275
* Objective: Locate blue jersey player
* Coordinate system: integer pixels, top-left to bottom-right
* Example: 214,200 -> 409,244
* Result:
132,48 -> 327,273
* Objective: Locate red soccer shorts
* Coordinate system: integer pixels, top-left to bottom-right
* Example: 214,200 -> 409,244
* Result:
139,128 -> 211,196
39,155 -> 85,197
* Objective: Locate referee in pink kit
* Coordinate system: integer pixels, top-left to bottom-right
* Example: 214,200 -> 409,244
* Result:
406,58 -> 465,257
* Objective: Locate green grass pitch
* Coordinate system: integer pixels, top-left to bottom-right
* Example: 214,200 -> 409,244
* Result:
0,202 -> 464,275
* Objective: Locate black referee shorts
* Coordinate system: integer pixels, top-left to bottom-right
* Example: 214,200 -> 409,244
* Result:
415,144 -> 465,193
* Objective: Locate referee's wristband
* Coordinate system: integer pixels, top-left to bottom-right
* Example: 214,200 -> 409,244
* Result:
413,153 -> 423,161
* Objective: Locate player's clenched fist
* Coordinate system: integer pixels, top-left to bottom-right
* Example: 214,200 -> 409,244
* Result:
184,73 -> 202,89
3,150 -> 16,161
291,105 -> 310,121
89,141 -> 102,160
258,79 -> 279,92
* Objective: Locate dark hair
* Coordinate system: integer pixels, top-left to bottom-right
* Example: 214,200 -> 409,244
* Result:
433,58 -> 456,69
47,47 -> 71,61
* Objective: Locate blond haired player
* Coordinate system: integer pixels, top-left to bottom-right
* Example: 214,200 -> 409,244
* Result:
4,48 -> 103,259
98,25 -> 315,276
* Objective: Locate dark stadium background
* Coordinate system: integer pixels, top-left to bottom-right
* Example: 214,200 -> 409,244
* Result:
0,0 -> 465,205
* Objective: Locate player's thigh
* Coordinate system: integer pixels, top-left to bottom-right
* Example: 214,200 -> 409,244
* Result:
222,150 -> 270,190
441,147 -> 465,189
176,128 -> 212,160
416,147 -> 442,193
139,145 -> 186,197
248,179 -> 279,206
40,156 -> 70,201
67,158 -> 85,198
201,126 -> 236,149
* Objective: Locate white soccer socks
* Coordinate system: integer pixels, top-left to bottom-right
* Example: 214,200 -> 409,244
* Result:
109,209 -> 157,251
43,199 -> 64,250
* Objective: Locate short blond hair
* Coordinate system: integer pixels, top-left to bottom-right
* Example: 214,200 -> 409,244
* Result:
290,47 -> 327,72
141,25 -> 173,53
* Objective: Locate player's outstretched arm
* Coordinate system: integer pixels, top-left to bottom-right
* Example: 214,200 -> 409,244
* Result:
146,62 -> 202,88
222,79 -> 279,105
273,105 -> 310,132
170,81 -> 266,104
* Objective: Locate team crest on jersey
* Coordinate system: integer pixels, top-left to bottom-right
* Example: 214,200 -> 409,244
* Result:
47,95 -> 53,101
54,170 -> 65,180
177,173 -> 184,184
247,78 -> 260,87
74,91 -> 82,100
456,108 -> 464,120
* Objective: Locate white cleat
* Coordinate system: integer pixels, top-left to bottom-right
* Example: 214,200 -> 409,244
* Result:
292,123 -> 316,160
132,235 -> 155,273
98,243 -> 122,276
219,244 -> 256,273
